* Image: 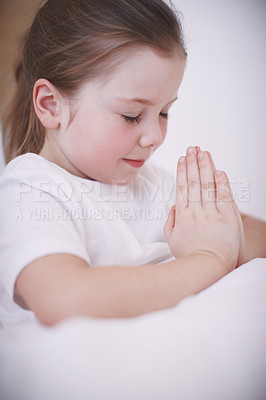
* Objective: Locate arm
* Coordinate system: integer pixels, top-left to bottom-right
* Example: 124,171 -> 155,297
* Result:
15,252 -> 228,326
240,213 -> 266,262
16,147 -> 239,326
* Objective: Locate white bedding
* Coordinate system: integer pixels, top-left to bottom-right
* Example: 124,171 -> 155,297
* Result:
0,257 -> 266,400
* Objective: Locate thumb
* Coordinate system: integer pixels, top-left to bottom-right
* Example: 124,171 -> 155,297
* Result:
164,205 -> 175,242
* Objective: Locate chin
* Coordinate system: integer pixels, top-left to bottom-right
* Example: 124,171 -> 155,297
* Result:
109,173 -> 138,186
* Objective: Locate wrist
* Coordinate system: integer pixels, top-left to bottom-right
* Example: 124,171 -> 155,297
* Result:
166,252 -> 233,301
189,251 -> 235,274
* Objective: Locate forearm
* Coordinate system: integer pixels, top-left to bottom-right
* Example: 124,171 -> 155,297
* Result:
53,254 -> 229,324
241,213 -> 266,262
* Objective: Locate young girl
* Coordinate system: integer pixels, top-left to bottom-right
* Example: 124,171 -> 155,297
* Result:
0,0 -> 265,328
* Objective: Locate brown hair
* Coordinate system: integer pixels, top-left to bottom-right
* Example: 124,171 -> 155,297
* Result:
2,0 -> 187,164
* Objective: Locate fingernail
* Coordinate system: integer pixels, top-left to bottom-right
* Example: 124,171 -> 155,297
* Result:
179,156 -> 186,164
187,146 -> 194,155
198,151 -> 205,161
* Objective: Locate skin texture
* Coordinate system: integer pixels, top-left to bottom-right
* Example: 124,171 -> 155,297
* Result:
14,46 -> 265,325
36,46 -> 186,184
164,146 -> 239,268
16,143 -> 239,325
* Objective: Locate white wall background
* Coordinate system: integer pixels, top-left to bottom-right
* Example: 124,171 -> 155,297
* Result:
0,0 -> 265,220
152,0 -> 266,220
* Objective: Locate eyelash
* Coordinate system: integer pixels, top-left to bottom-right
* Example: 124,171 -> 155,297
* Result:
122,113 -> 169,124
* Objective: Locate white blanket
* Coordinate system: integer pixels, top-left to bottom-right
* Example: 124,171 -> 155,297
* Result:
0,258 -> 266,400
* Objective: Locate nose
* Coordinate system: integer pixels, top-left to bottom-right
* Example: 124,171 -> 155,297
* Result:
138,121 -> 165,148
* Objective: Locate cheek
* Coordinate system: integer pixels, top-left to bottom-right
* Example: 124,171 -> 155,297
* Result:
104,124 -> 136,155
93,123 -> 137,168
70,113 -> 137,167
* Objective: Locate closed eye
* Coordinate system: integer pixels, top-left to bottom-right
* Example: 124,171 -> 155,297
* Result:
122,112 -> 168,125
122,115 -> 142,124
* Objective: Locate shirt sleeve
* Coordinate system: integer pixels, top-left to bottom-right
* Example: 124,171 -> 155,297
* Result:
0,168 -> 91,299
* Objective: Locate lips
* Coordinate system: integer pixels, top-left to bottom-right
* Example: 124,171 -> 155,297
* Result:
123,158 -> 145,168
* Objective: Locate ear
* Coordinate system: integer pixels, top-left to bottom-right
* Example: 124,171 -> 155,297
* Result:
33,78 -> 62,129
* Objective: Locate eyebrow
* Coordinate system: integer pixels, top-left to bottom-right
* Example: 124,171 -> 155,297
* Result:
114,96 -> 178,106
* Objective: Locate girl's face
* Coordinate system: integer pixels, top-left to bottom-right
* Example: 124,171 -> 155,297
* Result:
46,47 -> 186,184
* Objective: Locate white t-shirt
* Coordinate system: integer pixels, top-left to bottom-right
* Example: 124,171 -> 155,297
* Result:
0,153 -> 176,327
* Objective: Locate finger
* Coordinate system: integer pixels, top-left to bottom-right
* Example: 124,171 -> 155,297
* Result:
197,151 -> 216,209
207,152 -> 244,260
215,170 -> 235,215
206,151 -> 217,173
207,150 -> 238,208
195,146 -> 201,154
208,151 -> 245,264
186,146 -> 201,206
175,156 -> 188,211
